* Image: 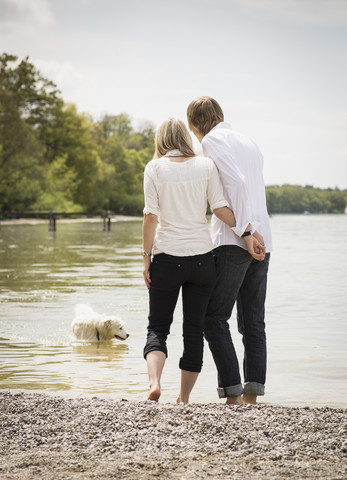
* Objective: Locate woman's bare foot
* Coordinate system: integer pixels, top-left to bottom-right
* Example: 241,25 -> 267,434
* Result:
243,393 -> 257,405
177,370 -> 198,405
147,384 -> 161,402
146,351 -> 165,402
226,395 -> 243,405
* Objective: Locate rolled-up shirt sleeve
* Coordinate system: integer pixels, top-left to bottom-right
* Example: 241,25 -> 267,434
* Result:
202,136 -> 259,236
207,161 -> 229,211
143,162 -> 160,216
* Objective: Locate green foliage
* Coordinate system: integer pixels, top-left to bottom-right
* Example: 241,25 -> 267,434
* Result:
32,155 -> 82,212
0,154 -> 43,212
266,185 -> 347,214
0,54 -> 51,211
0,54 -> 155,215
40,103 -> 103,208
99,113 -> 133,140
90,114 -> 154,214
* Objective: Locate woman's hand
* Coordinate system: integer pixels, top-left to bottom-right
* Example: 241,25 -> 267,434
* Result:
253,230 -> 265,247
142,213 -> 157,289
143,256 -> 152,289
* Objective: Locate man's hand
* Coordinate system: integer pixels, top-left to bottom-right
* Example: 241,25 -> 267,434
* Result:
244,234 -> 266,261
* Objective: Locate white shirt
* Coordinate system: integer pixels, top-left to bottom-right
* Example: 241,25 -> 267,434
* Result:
143,150 -> 228,256
202,122 -> 272,252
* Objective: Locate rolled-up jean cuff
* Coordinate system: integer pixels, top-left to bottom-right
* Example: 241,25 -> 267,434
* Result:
244,382 -> 265,396
143,346 -> 168,360
179,358 -> 202,373
217,384 -> 244,398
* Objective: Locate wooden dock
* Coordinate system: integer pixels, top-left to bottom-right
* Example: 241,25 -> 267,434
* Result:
0,210 -> 115,231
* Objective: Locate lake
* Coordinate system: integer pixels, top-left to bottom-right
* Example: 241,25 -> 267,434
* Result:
0,215 -> 346,408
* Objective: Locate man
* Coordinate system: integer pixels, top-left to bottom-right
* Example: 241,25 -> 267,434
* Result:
187,97 -> 272,405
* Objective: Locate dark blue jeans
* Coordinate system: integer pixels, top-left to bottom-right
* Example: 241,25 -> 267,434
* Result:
143,252 -> 216,372
204,245 -> 270,397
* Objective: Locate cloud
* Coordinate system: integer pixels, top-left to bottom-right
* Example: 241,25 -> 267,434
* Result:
0,0 -> 54,28
33,59 -> 83,91
220,0 -> 347,25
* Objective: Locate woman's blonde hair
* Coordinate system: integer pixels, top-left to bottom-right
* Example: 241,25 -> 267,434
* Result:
187,96 -> 224,137
154,118 -> 196,158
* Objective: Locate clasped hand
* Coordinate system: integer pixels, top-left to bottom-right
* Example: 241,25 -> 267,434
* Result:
244,232 -> 266,261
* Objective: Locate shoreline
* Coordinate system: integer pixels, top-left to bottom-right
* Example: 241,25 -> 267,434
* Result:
0,215 -> 142,226
2,212 -> 346,227
1,391 -> 346,479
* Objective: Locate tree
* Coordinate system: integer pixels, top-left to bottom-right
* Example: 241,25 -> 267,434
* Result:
39,103 -> 102,209
95,136 -> 148,215
93,114 -> 154,214
0,54 -> 61,211
32,155 -> 82,212
98,113 -> 133,140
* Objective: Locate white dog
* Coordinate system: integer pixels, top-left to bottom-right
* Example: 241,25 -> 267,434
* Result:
72,304 -> 129,342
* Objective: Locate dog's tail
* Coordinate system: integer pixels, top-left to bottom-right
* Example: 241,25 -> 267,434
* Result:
74,303 -> 94,317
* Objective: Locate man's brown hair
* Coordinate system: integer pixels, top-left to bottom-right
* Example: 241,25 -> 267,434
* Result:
187,96 -> 224,137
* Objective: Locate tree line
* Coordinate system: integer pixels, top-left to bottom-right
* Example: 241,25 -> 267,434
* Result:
266,185 -> 346,214
1,54 -> 346,217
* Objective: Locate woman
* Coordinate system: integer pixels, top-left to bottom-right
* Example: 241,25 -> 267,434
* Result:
142,118 -> 237,404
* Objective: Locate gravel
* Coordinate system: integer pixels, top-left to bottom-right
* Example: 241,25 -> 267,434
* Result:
0,391 -> 346,479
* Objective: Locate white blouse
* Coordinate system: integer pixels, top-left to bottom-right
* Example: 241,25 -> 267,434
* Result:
143,150 -> 228,256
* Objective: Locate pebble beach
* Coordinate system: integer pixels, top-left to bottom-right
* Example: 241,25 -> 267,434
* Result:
0,392 -> 346,479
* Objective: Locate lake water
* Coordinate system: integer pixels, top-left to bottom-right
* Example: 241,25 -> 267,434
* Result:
0,215 -> 346,408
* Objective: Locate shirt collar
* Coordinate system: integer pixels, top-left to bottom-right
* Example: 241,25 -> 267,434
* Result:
164,149 -> 183,157
210,121 -> 232,132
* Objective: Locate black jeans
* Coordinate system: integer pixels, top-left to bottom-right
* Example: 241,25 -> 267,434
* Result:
143,252 -> 216,372
204,245 -> 270,397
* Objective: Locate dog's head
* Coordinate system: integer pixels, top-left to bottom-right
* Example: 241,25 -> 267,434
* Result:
104,318 -> 129,341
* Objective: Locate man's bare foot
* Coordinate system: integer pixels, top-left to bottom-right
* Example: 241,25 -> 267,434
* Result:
147,385 -> 161,402
243,393 -> 257,405
226,395 -> 243,405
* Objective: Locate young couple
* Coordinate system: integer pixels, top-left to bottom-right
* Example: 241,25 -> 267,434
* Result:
142,97 -> 272,405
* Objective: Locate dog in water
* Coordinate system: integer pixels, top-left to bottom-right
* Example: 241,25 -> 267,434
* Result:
72,304 -> 129,342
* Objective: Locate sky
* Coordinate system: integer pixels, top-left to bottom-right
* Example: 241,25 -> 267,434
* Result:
1,0 -> 347,189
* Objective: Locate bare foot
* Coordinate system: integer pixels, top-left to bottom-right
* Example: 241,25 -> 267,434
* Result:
176,396 -> 186,404
147,385 -> 161,402
226,395 -> 243,405
243,393 -> 257,405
